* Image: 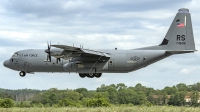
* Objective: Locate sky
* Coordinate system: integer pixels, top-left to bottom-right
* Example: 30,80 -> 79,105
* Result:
0,0 -> 200,90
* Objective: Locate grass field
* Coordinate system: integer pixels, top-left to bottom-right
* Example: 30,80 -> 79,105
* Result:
0,106 -> 200,112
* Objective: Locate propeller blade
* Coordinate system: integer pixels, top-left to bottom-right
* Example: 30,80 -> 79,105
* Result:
45,41 -> 52,62
49,54 -> 51,62
47,42 -> 50,50
47,55 -> 48,61
47,54 -> 49,62
49,41 -> 51,51
56,58 -> 60,64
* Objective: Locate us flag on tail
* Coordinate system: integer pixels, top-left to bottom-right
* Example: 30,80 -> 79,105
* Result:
177,23 -> 185,28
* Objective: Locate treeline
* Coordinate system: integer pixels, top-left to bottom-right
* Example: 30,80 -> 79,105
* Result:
1,82 -> 200,108
0,88 -> 40,101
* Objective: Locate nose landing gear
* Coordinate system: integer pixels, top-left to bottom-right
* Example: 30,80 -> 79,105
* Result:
19,71 -> 26,77
79,73 -> 102,78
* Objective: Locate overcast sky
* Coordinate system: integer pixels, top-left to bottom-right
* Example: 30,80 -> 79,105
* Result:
0,0 -> 200,90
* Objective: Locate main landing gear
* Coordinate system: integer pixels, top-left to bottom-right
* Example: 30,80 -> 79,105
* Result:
19,71 -> 26,77
79,73 -> 102,78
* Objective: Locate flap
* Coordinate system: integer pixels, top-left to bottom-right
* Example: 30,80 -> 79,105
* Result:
81,49 -> 111,57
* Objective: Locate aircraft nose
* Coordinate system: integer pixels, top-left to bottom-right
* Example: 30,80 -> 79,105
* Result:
3,60 -> 10,68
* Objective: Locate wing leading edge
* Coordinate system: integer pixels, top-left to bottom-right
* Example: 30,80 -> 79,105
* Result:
51,45 -> 111,58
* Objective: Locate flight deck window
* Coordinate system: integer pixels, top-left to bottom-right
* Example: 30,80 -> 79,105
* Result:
12,53 -> 18,57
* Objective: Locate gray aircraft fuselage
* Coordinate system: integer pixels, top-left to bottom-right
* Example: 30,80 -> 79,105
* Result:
3,49 -> 168,73
3,8 -> 197,78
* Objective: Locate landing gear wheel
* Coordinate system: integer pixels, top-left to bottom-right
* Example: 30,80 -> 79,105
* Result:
79,73 -> 86,78
19,71 -> 26,77
87,73 -> 94,78
94,73 -> 102,78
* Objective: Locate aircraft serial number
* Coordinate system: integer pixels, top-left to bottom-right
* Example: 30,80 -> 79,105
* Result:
176,42 -> 186,45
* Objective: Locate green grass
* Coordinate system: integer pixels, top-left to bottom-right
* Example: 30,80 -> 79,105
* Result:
0,106 -> 200,112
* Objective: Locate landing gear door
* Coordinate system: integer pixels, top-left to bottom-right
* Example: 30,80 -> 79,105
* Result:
108,59 -> 114,70
24,62 -> 30,72
14,63 -> 20,70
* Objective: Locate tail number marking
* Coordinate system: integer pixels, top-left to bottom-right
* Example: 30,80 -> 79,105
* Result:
176,35 -> 186,45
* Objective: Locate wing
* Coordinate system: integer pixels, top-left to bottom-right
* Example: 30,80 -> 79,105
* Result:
51,45 -> 111,58
51,45 -> 81,52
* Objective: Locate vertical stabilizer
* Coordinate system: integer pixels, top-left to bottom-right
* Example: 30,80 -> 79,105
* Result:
160,8 -> 196,50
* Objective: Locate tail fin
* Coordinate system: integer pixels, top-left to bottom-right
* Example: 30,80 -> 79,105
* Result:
160,8 -> 196,51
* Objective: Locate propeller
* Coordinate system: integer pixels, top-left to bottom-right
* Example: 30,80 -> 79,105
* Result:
45,42 -> 61,64
56,58 -> 60,64
45,42 -> 51,62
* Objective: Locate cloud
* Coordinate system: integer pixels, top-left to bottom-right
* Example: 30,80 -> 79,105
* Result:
179,66 -> 200,75
3,0 -> 101,18
100,0 -> 190,12
186,0 -> 200,11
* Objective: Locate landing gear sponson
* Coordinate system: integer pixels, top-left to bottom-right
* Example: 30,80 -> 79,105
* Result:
79,73 -> 102,78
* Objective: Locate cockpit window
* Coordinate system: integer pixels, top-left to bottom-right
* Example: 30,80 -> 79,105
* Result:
12,53 -> 18,57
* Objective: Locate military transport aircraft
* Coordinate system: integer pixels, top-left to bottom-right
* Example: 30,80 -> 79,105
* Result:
3,8 -> 197,78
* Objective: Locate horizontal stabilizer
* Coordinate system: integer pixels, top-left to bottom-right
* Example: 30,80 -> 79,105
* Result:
166,50 -> 196,54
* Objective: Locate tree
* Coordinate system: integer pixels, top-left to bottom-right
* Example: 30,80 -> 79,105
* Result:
0,98 -> 2,106
189,83 -> 200,91
117,88 -> 147,105
17,102 -> 31,108
190,91 -> 199,106
163,86 -> 177,95
168,92 -> 186,106
75,88 -> 87,93
134,91 -> 147,105
117,89 -> 136,104
96,85 -> 118,104
87,93 -> 110,107
176,83 -> 188,91
58,99 -> 76,107
64,90 -> 82,101
49,93 -> 58,106
87,98 -> 110,107
135,83 -> 146,92
117,83 -> 127,91
0,98 -> 14,108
